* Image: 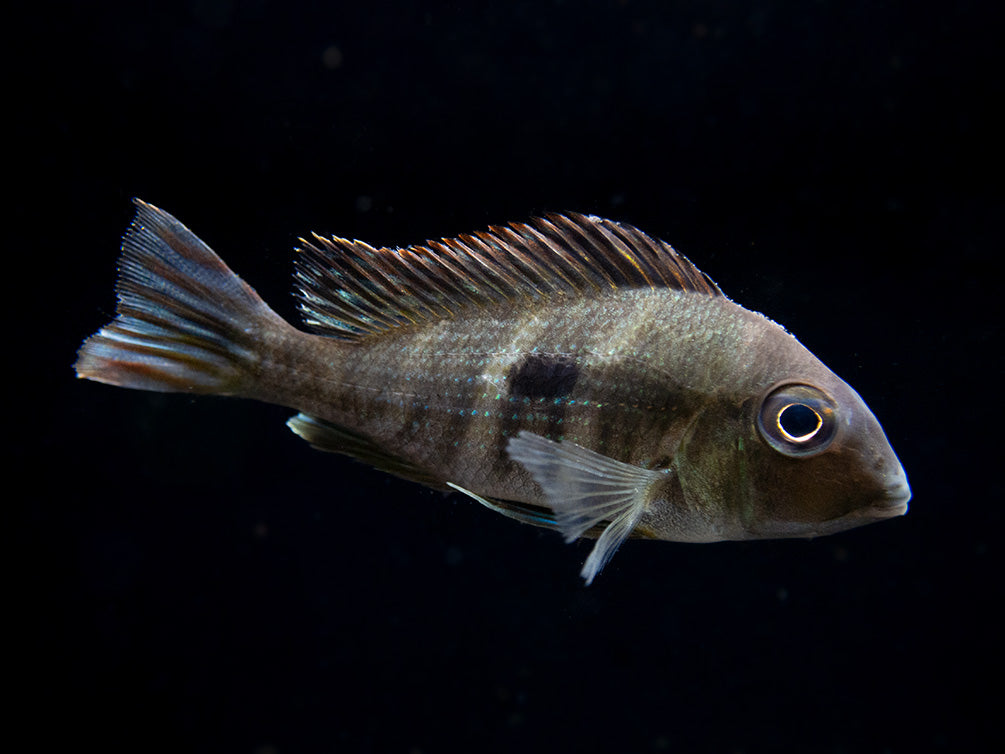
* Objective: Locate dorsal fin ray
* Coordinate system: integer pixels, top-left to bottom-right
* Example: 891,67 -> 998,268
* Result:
294,213 -> 723,340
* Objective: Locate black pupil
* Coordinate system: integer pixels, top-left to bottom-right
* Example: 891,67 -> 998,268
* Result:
779,403 -> 820,439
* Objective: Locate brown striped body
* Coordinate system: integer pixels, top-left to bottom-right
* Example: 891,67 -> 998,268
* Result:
253,286 -> 839,532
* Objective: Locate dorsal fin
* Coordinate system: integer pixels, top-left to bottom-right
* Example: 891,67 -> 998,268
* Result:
294,213 -> 722,340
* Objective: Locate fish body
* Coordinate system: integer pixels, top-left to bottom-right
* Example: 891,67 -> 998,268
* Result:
76,200 -> 910,582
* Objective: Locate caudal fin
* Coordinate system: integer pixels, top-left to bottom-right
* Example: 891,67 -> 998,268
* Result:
75,199 -> 283,395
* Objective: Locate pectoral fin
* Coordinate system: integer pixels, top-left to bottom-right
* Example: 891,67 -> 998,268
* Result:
506,431 -> 665,584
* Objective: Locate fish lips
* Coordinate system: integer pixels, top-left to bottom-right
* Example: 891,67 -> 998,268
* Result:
876,476 -> 912,517
864,451 -> 912,519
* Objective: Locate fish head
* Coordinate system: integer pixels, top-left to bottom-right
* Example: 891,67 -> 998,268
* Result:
728,376 -> 911,540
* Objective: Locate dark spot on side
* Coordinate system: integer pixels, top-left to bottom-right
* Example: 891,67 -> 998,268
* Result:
509,353 -> 580,400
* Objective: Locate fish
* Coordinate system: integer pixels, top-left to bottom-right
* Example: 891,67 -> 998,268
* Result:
75,199 -> 910,584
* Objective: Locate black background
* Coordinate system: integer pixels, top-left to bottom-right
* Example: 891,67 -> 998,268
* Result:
13,2 -> 999,752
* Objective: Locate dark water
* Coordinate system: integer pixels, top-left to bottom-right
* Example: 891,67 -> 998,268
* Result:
13,1 -> 998,752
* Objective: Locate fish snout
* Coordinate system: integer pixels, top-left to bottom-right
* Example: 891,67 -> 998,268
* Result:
873,469 -> 911,518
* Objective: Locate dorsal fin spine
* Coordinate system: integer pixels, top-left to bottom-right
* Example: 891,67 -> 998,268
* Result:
603,220 -> 669,287
328,243 -> 402,325
323,249 -> 404,330
410,243 -> 481,312
593,220 -> 656,286
538,216 -> 619,290
548,214 -> 628,288
520,221 -> 605,294
297,237 -> 403,333
479,229 -> 550,296
434,241 -> 502,310
459,233 -> 533,300
507,224 -> 574,293
610,216 -> 691,289
474,230 -> 547,296
444,236 -> 512,300
345,241 -> 429,322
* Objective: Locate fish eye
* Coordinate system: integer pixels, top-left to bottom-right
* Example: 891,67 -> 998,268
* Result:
757,384 -> 838,457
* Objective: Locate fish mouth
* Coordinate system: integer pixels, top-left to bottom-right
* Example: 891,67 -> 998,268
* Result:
871,475 -> 911,519
800,487 -> 909,537
818,470 -> 911,532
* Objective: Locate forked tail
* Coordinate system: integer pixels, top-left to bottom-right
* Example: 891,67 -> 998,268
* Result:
75,199 -> 284,395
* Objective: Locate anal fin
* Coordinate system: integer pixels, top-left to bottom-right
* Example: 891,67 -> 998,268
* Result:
286,413 -> 444,489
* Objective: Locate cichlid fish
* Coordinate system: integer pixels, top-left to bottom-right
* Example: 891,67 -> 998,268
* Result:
75,200 -> 910,583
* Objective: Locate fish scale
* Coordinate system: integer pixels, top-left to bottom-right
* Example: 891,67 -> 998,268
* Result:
250,287 -> 772,504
